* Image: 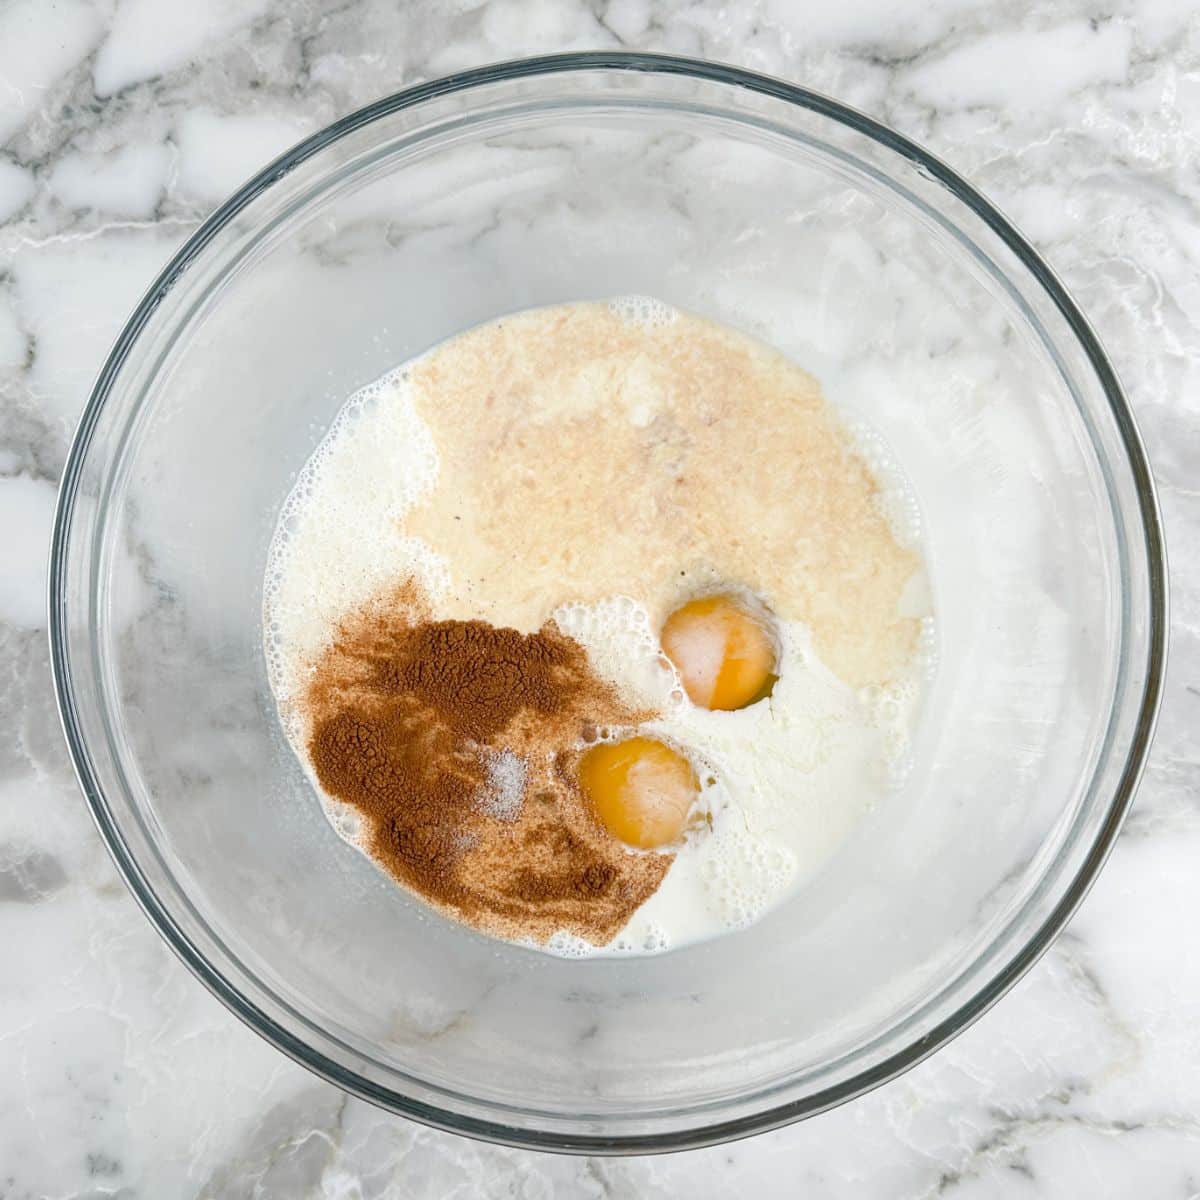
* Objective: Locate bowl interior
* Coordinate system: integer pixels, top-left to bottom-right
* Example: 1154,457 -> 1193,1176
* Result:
54,58 -> 1162,1148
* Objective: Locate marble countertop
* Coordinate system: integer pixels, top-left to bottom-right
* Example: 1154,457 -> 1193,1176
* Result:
2,0 -> 1198,1195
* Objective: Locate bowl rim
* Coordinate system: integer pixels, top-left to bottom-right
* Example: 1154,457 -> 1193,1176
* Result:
48,50 -> 1169,1155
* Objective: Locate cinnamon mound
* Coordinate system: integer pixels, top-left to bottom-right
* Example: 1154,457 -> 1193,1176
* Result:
302,585 -> 668,946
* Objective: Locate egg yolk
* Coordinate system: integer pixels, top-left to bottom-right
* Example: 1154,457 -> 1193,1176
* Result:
660,594 -> 777,711
578,736 -> 700,850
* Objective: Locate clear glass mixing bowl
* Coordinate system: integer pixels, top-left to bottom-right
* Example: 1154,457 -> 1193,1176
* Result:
49,54 -> 1167,1152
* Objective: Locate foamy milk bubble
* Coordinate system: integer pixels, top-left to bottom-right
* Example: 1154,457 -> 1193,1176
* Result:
319,797 -> 368,851
608,295 -> 679,328
264,369 -> 446,733
845,418 -> 925,552
540,930 -> 597,959
552,596 -> 679,709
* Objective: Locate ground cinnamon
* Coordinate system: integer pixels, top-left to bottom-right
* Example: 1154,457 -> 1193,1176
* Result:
302,585 -> 669,946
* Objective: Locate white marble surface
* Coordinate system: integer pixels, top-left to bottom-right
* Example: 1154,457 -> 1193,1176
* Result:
1,0 -> 1198,1194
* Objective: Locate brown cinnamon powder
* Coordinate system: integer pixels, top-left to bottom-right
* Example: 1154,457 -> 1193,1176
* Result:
302,585 -> 668,946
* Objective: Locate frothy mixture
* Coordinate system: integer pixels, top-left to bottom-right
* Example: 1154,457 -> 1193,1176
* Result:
264,300 -> 932,956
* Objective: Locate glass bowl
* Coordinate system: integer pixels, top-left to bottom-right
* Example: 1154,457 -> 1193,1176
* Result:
49,53 -> 1167,1153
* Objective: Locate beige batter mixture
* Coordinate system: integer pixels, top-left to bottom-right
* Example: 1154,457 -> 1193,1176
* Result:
401,302 -> 919,688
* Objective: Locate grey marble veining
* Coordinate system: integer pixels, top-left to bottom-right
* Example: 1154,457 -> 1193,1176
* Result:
1,0 -> 1198,1195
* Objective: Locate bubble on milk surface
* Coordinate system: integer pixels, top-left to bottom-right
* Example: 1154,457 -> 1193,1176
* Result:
608,294 -> 679,329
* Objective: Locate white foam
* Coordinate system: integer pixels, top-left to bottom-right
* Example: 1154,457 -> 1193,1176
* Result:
263,368 -> 445,736
540,930 -> 597,959
608,294 -> 680,329
845,418 -> 925,551
325,797 -> 367,847
552,595 -> 680,709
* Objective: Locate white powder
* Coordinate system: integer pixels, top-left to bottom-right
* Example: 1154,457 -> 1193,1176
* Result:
479,749 -> 528,821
